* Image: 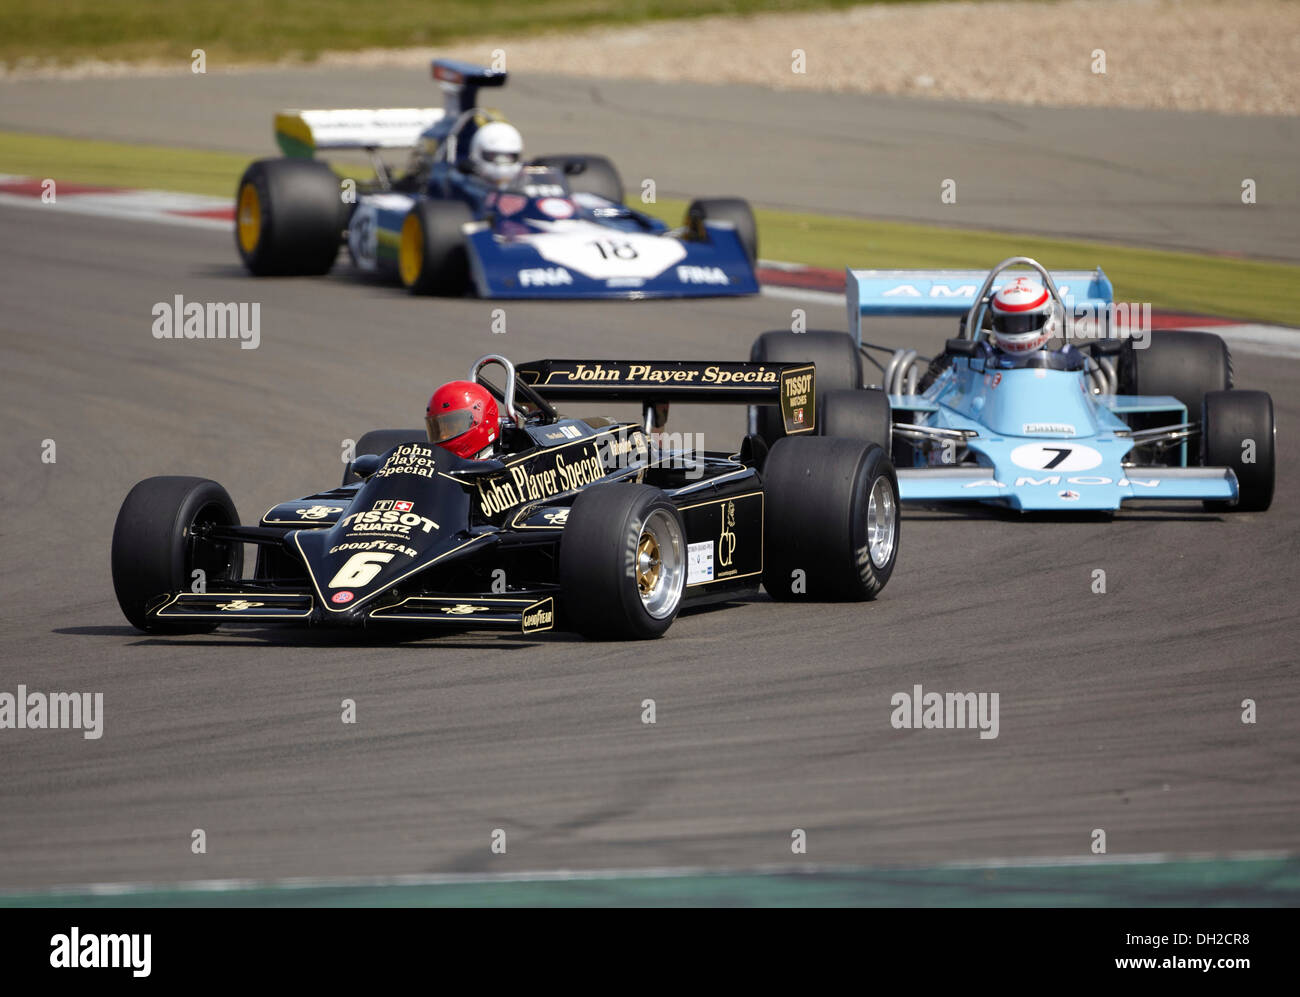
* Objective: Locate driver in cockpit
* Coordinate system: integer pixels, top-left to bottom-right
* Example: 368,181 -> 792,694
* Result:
985,277 -> 1085,369
426,381 -> 500,459
465,121 -> 525,188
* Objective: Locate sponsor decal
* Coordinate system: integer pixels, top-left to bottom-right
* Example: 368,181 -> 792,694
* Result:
521,597 -> 555,633
962,475 -> 1160,489
605,277 -> 645,288
475,442 -> 610,518
536,197 -> 575,219
1059,490 -> 1081,500
339,505 -> 439,536
793,407 -> 804,425
518,267 -> 573,287
216,599 -> 264,611
496,193 -> 527,216
329,540 -> 417,559
676,265 -> 729,285
331,591 -> 355,604
687,540 -> 714,585
991,372 -> 1002,388
718,501 -> 737,569
780,367 -> 815,433
1023,423 -> 1076,436
441,604 -> 488,615
296,505 -> 344,519
563,362 -> 779,385
372,443 -> 439,480
542,509 -> 570,526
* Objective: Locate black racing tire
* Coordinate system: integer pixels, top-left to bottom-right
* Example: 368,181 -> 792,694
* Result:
341,429 -> 428,485
530,154 -> 624,204
398,199 -> 473,295
762,437 -> 899,602
819,388 -> 892,451
687,197 -> 758,266
235,158 -> 346,276
111,476 -> 244,634
1202,389 -> 1275,512
1120,330 -> 1232,457
749,330 -> 862,448
559,483 -> 687,640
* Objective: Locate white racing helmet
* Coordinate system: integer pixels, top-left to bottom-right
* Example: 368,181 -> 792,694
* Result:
989,276 -> 1060,353
468,121 -> 524,185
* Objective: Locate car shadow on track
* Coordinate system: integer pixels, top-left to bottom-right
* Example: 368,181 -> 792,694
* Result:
904,502 -> 1227,524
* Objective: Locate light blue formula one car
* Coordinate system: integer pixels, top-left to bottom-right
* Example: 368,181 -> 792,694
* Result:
816,256 -> 1274,513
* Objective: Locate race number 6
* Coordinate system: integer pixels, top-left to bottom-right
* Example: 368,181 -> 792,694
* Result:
328,552 -> 395,588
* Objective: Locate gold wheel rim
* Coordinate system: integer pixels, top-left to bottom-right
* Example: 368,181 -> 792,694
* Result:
236,183 -> 261,254
399,212 -> 424,287
636,532 -> 661,597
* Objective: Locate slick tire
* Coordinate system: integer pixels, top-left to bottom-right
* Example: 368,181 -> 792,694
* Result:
1119,330 -> 1232,455
762,437 -> 899,602
235,158 -> 346,276
398,199 -> 474,295
341,429 -> 428,486
530,154 -> 624,204
749,330 -> 862,448
560,483 -> 687,640
819,388 -> 892,452
686,197 -> 758,266
112,476 -> 244,634
1202,389 -> 1275,512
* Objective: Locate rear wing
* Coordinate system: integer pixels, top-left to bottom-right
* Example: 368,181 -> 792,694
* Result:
516,360 -> 816,435
274,108 -> 445,156
431,58 -> 508,116
846,267 -> 1113,346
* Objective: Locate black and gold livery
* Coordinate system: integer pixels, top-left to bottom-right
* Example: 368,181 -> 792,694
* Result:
111,354 -> 900,641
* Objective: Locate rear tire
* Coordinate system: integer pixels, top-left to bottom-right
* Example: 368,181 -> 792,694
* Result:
398,199 -> 473,295
687,197 -> 758,266
820,388 -> 892,451
1120,330 -> 1232,458
531,154 -> 624,204
111,477 -> 244,633
749,330 -> 861,447
1202,389 -> 1274,512
762,437 -> 898,602
560,483 -> 686,640
342,429 -> 428,485
235,158 -> 346,276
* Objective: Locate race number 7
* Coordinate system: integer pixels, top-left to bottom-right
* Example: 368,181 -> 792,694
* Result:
328,552 -> 394,588
1040,447 -> 1072,469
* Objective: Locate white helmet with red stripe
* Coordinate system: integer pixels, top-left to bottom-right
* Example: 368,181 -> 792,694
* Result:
989,276 -> 1059,353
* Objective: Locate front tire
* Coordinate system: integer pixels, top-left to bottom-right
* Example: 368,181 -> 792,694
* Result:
111,477 -> 244,633
235,158 -> 346,276
1202,389 -> 1274,512
687,197 -> 758,266
398,199 -> 473,295
560,483 -> 687,640
762,437 -> 898,601
530,154 -> 624,204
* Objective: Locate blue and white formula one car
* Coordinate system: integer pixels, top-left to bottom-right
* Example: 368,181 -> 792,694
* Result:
823,256 -> 1274,513
234,59 -> 759,299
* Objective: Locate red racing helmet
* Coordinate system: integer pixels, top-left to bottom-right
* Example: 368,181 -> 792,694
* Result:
426,380 -> 499,458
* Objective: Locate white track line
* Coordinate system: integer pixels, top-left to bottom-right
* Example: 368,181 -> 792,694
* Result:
5,850 -> 1294,899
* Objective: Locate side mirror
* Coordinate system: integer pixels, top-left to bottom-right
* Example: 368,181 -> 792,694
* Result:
350,454 -> 384,480
945,338 -> 979,357
1091,338 -> 1125,357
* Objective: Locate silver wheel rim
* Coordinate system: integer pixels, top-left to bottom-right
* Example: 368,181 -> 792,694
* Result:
636,509 -> 685,619
866,476 -> 897,569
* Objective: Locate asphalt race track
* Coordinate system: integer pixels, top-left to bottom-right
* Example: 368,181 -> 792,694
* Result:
0,203 -> 1297,897
3,70 -> 1299,259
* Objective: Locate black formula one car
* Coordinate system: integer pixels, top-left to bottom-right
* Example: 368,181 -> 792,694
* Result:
111,354 -> 900,640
